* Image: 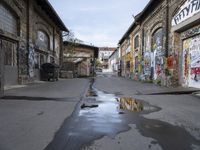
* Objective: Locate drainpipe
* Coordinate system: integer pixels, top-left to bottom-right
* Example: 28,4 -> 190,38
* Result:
26,0 -> 30,79
59,31 -> 64,67
53,27 -> 55,62
165,0 -> 169,57
165,0 -> 169,86
141,25 -> 145,75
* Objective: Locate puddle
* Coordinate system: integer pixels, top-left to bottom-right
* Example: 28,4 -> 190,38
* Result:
45,78 -> 200,150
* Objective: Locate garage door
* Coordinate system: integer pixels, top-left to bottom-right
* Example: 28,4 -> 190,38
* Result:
182,34 -> 200,88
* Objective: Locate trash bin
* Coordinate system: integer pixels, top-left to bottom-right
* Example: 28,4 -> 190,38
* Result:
40,63 -> 59,81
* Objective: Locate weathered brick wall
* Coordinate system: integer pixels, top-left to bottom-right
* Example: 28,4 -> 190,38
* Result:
130,25 -> 142,80
140,0 -> 168,85
167,0 -> 193,87
167,0 -> 184,86
1,0 -> 63,84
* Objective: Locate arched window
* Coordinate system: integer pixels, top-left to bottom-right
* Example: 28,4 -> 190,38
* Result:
36,30 -> 49,51
152,28 -> 163,52
0,3 -> 17,35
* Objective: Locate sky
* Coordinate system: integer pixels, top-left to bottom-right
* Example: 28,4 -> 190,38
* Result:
48,0 -> 150,47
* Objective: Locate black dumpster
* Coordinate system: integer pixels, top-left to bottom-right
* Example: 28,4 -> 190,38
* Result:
40,63 -> 59,81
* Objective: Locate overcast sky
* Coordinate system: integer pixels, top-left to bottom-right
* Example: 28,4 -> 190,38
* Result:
49,0 -> 149,47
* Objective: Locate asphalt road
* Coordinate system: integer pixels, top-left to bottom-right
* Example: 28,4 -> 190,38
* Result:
44,74 -> 200,150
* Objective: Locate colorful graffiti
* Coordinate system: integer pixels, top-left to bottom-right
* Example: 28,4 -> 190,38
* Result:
183,34 -> 200,87
167,55 -> 174,70
152,28 -> 164,81
144,52 -> 151,76
190,35 -> 200,82
181,26 -> 200,39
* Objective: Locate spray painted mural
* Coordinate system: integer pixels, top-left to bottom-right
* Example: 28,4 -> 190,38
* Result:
28,43 -> 35,78
183,34 -> 200,88
143,33 -> 152,80
152,28 -> 164,81
144,52 -> 151,76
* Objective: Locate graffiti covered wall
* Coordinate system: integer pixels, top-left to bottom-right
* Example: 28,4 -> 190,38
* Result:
182,34 -> 200,88
152,28 -> 164,82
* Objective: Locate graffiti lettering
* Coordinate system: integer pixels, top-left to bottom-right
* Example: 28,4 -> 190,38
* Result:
172,0 -> 200,26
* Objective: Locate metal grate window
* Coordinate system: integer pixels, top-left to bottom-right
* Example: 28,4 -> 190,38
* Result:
0,3 -> 17,35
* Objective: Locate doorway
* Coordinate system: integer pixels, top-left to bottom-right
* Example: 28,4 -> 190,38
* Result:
0,38 -> 18,88
182,34 -> 200,88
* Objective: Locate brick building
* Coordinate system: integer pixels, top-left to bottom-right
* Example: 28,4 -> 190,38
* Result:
119,0 -> 200,88
169,0 -> 200,88
0,0 -> 68,96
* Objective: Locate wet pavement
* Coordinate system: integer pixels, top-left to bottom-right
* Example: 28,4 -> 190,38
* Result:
44,78 -> 200,150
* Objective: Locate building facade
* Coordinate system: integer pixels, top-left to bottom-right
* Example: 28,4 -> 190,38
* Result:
62,41 -> 99,77
0,0 -> 68,96
108,48 -> 120,72
119,0 -> 200,88
169,0 -> 200,88
98,47 -> 116,69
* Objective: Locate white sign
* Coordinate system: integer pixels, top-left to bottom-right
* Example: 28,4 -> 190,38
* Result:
172,0 -> 200,26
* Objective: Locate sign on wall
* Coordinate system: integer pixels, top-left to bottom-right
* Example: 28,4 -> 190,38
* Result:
172,0 -> 200,26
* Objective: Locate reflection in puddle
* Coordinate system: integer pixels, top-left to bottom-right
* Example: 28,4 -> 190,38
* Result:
86,90 -> 97,97
118,97 -> 143,112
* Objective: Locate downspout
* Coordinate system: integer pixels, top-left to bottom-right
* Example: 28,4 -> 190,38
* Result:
26,0 -> 30,79
165,0 -> 169,57
59,31 -> 63,67
165,0 -> 169,86
141,24 -> 145,76
53,28 -> 55,62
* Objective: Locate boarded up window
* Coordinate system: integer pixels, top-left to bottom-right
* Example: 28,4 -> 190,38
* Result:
0,3 -> 17,35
